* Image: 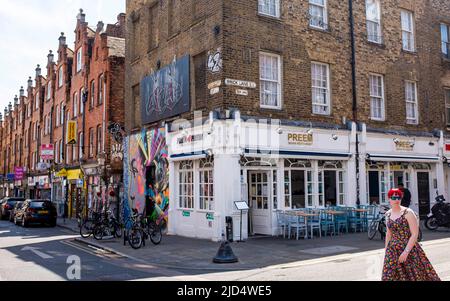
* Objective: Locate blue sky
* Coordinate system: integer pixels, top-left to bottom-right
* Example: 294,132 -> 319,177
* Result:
0,0 -> 125,112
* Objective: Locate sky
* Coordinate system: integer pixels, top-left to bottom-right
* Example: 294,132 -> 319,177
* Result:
0,0 -> 126,112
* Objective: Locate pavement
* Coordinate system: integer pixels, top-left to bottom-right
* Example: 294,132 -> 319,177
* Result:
67,220 -> 450,272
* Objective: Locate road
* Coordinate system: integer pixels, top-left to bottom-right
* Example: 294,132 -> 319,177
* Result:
0,220 -> 188,281
1,220 -> 449,281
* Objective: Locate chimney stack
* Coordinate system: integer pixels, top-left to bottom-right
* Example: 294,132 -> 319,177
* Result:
77,8 -> 86,23
27,77 -> 33,88
14,95 -> 18,107
4,107 -> 7,117
48,50 -> 54,64
0,112 -> 3,122
35,64 -> 41,78
96,21 -> 104,33
20,86 -> 25,97
59,32 -> 66,46
8,102 -> 12,113
118,13 -> 126,27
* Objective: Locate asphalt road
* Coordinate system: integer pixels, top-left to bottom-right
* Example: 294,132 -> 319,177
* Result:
1,220 -> 449,281
0,220 -> 186,281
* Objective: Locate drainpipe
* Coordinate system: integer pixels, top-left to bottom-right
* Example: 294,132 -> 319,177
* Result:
348,0 -> 361,205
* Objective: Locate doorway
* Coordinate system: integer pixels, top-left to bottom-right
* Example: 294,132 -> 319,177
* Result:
368,171 -> 380,205
417,172 -> 430,220
324,171 -> 337,207
248,171 -> 271,235
291,170 -> 305,209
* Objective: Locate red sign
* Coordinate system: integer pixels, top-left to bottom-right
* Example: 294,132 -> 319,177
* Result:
446,144 -> 450,152
41,144 -> 54,160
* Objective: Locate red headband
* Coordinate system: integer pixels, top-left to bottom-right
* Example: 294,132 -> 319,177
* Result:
388,188 -> 403,199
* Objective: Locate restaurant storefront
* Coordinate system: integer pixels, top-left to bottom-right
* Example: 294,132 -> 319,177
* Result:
167,111 -> 358,241
66,169 -> 84,219
359,124 -> 444,219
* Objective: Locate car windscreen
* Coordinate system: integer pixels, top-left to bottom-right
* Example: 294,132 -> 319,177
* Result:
7,200 -> 23,206
30,202 -> 52,209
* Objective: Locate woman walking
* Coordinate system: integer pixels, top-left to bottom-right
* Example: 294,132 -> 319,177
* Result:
382,188 -> 441,281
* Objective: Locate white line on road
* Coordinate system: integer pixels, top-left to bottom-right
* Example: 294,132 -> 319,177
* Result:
21,246 -> 54,259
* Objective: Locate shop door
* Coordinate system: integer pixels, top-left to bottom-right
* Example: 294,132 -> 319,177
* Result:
417,172 -> 430,220
248,171 -> 271,235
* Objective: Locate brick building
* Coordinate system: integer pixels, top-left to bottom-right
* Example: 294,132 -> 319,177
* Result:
124,0 -> 450,241
0,9 -> 126,220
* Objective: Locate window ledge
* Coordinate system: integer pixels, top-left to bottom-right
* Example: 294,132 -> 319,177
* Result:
177,208 -> 195,212
257,13 -> 282,22
308,25 -> 330,34
259,105 -> 282,111
366,41 -> 386,49
369,118 -> 386,122
401,49 -> 417,55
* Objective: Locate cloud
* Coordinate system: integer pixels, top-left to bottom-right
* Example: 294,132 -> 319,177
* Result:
0,0 -> 125,110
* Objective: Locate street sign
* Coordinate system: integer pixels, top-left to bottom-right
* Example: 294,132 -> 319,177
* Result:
67,121 -> 77,145
40,144 -> 54,160
225,78 -> 257,89
236,89 -> 248,96
14,167 -> 24,181
37,162 -> 50,171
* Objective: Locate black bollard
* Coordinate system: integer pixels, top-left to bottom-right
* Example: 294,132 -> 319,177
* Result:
213,240 -> 239,264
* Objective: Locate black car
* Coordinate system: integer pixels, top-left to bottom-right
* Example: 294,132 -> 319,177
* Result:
14,199 -> 57,227
9,201 -> 25,222
0,198 -> 26,220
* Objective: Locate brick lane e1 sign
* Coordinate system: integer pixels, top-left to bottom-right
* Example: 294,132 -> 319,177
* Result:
141,55 -> 190,125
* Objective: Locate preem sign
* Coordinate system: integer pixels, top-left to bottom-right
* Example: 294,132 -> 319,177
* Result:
288,133 -> 314,145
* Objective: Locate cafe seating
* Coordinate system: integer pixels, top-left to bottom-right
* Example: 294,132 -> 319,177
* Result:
306,209 -> 322,239
348,208 -> 367,232
286,212 -> 307,240
276,210 -> 288,238
320,210 -> 336,237
334,207 -> 349,234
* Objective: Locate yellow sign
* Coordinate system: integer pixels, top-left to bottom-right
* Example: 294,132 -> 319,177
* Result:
288,133 -> 314,145
56,168 -> 67,177
67,121 -> 77,145
395,140 -> 414,151
67,169 -> 83,180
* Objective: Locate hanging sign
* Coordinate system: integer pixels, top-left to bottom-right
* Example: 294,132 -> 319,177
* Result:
67,121 -> 77,145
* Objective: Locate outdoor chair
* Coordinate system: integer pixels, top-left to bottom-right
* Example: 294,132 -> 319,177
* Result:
320,210 -> 336,237
306,210 -> 322,239
334,207 -> 349,234
276,210 -> 288,238
287,213 -> 307,240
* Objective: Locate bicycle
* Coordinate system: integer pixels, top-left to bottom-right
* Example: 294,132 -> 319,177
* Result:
92,210 -> 123,241
123,209 -> 144,249
369,205 -> 423,242
79,210 -> 102,239
139,214 -> 163,246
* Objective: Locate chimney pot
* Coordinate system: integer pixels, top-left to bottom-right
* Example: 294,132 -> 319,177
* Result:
97,21 -> 104,32
20,86 -> 24,97
48,50 -> 54,64
35,65 -> 41,77
28,77 -> 33,88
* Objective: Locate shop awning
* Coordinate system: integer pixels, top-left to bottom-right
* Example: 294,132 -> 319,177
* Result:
170,151 -> 207,161
67,169 -> 83,180
367,153 -> 441,163
245,149 -> 352,160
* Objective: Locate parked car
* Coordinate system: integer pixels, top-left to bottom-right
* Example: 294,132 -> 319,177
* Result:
0,197 -> 26,220
9,201 -> 25,222
14,200 -> 57,227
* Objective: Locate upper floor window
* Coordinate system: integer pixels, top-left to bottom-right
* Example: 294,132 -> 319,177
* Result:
56,104 -> 60,126
90,80 -> 95,109
441,24 -> 450,59
61,105 -> 65,126
73,92 -> 78,118
260,52 -> 282,109
80,88 -> 85,114
35,92 -> 39,110
366,0 -> 382,44
76,47 -> 83,72
98,75 -> 104,105
47,81 -> 52,100
58,67 -> 64,87
79,132 -> 84,160
445,89 -> 450,128
401,10 -> 415,52
97,125 -> 102,155
258,0 -> 280,18
89,128 -> 94,158
311,62 -> 331,115
309,0 -> 328,30
405,81 -> 419,124
27,102 -> 31,117
369,74 -> 385,121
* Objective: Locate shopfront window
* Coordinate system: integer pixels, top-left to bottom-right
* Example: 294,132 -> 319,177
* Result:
179,161 -> 194,209
199,159 -> 214,211
318,161 -> 344,207
273,170 -> 278,209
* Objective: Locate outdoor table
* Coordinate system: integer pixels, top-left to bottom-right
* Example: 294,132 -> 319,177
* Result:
325,210 -> 346,215
286,211 -> 318,239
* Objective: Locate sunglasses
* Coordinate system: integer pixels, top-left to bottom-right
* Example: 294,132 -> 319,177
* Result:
390,196 -> 402,201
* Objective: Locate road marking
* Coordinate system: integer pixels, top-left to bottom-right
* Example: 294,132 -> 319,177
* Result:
21,246 -> 54,259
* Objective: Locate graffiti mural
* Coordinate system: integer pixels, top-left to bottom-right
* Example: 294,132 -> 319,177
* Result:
141,55 -> 190,124
123,128 -> 169,228
207,48 -> 222,73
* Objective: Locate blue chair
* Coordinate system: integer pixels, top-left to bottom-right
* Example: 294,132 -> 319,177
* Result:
276,210 -> 288,238
348,208 -> 367,232
334,207 -> 349,234
320,210 -> 336,237
306,210 -> 322,239
287,213 -> 307,240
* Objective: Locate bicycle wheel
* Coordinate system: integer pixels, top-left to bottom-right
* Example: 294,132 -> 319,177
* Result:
93,224 -> 105,240
128,227 -> 143,249
148,223 -> 162,245
368,220 -> 378,240
113,222 -> 123,239
80,220 -> 94,238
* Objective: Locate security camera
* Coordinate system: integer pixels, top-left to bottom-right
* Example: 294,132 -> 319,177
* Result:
276,127 -> 283,135
331,134 -> 338,141
393,138 -> 399,144
307,129 -> 313,135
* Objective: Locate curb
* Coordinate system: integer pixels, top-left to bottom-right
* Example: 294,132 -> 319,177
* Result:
74,237 -> 133,259
57,223 -> 79,233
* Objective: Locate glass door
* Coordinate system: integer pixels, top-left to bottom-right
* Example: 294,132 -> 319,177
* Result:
248,171 -> 272,235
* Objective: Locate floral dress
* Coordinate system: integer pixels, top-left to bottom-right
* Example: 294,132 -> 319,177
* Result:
382,209 -> 441,281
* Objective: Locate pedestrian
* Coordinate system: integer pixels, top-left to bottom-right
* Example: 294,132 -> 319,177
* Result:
398,183 -> 412,208
382,188 -> 441,281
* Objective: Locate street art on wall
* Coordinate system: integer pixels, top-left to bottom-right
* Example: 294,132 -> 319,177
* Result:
207,48 -> 222,73
141,55 -> 190,125
123,127 -> 169,228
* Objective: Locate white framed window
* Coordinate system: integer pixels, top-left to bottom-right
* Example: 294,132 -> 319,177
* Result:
405,81 -> 419,124
59,140 -> 64,163
80,88 -> 85,114
44,115 -> 48,135
47,82 -> 52,100
35,92 -> 39,110
401,10 -> 415,52
89,128 -> 94,157
260,52 -> 282,109
445,89 -> 450,128
27,102 -> 31,117
73,92 -> 78,118
258,0 -> 280,18
309,0 -> 328,30
90,81 -> 95,108
55,142 -> 59,164
179,161 -> 194,209
366,0 -> 382,43
61,105 -> 65,126
56,105 -> 60,126
311,62 -> 331,115
79,132 -> 83,160
76,47 -> 83,72
97,125 -> 102,155
72,140 -> 77,162
98,75 -> 104,105
338,171 -> 345,206
441,24 -> 450,58
199,159 -> 214,211
58,67 -> 64,87
369,74 -> 385,120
